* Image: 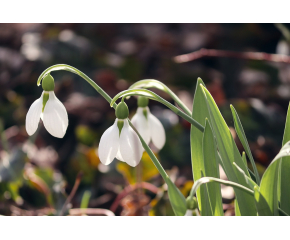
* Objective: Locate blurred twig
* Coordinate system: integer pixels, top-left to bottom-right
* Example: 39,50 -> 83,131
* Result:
110,182 -> 159,213
59,171 -> 83,216
173,48 -> 290,64
69,208 -> 115,216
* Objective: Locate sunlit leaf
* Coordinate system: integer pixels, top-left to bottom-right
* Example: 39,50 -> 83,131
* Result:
280,103 -> 290,215
260,140 -> 290,215
190,78 -> 212,215
202,119 -> 224,216
200,84 -> 257,216
230,105 -> 260,184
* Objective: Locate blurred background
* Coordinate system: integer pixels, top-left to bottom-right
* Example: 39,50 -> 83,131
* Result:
0,23 -> 290,216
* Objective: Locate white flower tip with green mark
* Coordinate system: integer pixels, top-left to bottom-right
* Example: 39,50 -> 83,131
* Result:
98,119 -> 143,167
131,107 -> 165,150
25,91 -> 68,138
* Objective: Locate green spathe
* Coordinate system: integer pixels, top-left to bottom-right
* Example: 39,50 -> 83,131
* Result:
138,96 -> 149,107
42,74 -> 55,91
115,101 -> 129,119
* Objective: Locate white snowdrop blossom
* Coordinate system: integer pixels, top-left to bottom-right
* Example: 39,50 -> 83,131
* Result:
98,119 -> 143,167
131,106 -> 166,150
25,91 -> 68,138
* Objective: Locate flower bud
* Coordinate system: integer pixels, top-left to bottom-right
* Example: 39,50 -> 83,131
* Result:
186,196 -> 198,210
42,73 -> 55,91
137,96 -> 149,107
115,100 -> 129,119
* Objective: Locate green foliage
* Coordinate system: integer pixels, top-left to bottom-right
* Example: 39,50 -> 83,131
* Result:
200,84 -> 257,216
280,103 -> 290,215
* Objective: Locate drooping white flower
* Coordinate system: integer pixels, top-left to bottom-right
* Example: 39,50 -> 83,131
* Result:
131,106 -> 166,150
26,74 -> 68,138
98,118 -> 143,167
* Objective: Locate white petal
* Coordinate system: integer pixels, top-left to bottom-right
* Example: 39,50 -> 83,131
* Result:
42,92 -> 68,138
148,109 -> 166,149
116,149 -> 125,162
98,119 -> 120,165
184,210 -> 193,216
131,107 -> 150,145
119,120 -> 143,167
25,92 -> 44,136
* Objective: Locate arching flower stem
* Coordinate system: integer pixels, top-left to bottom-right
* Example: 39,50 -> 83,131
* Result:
37,64 -> 187,215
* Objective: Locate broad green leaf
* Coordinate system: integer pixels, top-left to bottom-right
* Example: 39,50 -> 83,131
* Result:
253,186 -> 272,216
202,119 -> 224,216
190,78 -> 212,216
129,79 -> 191,115
260,141 -> 290,215
200,85 -> 257,216
230,105 -> 260,184
280,103 -> 290,215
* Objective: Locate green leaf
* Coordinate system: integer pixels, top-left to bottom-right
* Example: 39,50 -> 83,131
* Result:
129,79 -> 191,115
200,84 -> 257,216
232,160 -> 272,215
253,186 -> 272,216
202,119 -> 224,216
280,103 -> 290,215
230,105 -> 260,184
260,141 -> 290,215
190,78 -> 212,215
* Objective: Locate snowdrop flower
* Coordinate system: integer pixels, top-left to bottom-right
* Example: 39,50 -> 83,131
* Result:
131,97 -> 165,150
98,100 -> 143,167
26,74 -> 68,138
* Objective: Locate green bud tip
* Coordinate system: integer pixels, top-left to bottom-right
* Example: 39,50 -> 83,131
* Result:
42,73 -> 55,91
137,96 -> 149,107
117,120 -> 124,136
115,100 -> 129,119
186,196 -> 198,210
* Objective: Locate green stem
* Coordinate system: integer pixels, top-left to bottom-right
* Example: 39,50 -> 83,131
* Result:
37,64 -> 117,109
189,177 -> 254,199
37,64 -> 186,216
129,79 -> 192,116
110,89 -> 204,132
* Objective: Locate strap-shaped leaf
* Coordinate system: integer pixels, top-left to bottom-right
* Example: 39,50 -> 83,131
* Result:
190,78 -> 212,215
230,105 -> 260,184
200,84 -> 257,216
202,119 -> 224,215
280,103 -> 290,215
260,140 -> 290,215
